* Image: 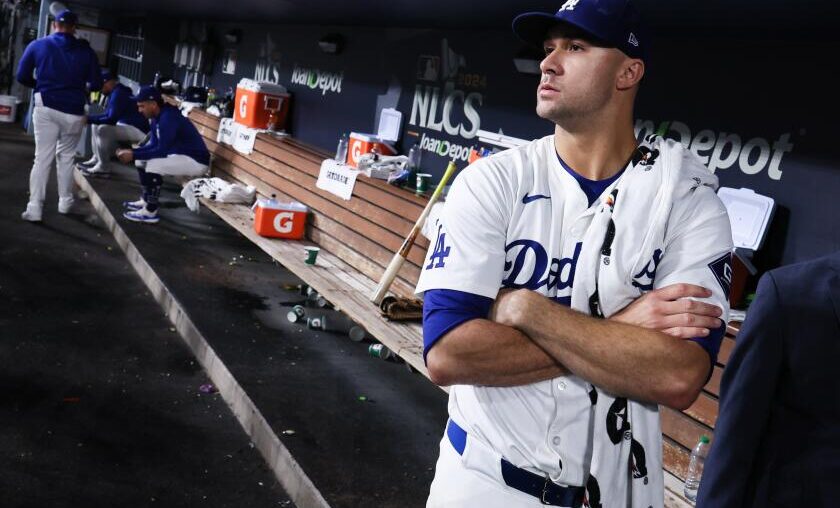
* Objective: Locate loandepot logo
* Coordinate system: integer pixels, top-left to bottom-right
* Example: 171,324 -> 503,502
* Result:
635,119 -> 794,181
418,132 -> 473,162
290,65 -> 344,96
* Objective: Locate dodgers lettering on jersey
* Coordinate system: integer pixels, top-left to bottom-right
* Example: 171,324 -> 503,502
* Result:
425,225 -> 583,305
502,240 -> 582,305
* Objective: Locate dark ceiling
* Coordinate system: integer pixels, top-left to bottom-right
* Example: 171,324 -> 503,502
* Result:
70,0 -> 840,35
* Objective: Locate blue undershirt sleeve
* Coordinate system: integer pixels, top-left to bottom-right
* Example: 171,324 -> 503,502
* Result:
422,288 -> 494,363
686,323 -> 727,379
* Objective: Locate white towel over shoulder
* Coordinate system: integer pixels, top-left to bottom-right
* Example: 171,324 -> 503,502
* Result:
571,135 -> 721,508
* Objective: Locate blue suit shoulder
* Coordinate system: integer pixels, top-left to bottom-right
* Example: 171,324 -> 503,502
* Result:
764,252 -> 840,296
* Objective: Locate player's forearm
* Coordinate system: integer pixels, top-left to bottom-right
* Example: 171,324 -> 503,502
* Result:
504,291 -> 708,409
426,318 -> 568,387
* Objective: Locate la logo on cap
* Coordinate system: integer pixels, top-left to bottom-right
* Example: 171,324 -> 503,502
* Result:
559,0 -> 580,12
628,33 -> 639,46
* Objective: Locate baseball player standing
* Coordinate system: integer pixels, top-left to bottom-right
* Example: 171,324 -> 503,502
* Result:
16,9 -> 101,221
417,1 -> 734,507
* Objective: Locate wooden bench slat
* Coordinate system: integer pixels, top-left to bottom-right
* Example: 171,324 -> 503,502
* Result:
197,124 -> 430,235
717,336 -> 735,366
307,217 -> 422,296
250,138 -> 430,250
682,392 -> 719,428
210,151 -> 428,271
663,438 -> 691,480
242,125 -> 432,208
195,127 -> 431,267
703,366 -> 723,398
250,136 -> 430,227
660,407 -> 714,453
212,165 -> 421,297
191,111 -> 429,215
197,125 -> 423,242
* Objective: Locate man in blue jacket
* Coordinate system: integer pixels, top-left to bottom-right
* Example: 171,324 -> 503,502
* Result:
697,252 -> 840,507
116,85 -> 209,224
16,9 -> 101,221
77,70 -> 149,176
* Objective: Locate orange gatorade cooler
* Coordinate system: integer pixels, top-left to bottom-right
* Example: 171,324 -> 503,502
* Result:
347,133 -> 396,167
253,198 -> 307,239
234,79 -> 291,130
346,108 -> 402,167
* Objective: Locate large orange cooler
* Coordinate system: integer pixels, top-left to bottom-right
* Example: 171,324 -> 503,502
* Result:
253,199 -> 308,239
234,79 -> 291,130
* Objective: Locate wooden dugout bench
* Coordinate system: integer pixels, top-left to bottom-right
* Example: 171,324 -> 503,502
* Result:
189,109 -> 738,497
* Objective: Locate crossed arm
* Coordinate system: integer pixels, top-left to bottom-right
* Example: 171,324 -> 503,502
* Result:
425,284 -> 722,410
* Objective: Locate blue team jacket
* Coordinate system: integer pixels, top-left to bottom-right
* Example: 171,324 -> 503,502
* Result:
133,105 -> 210,165
16,32 -> 101,116
88,84 -> 149,133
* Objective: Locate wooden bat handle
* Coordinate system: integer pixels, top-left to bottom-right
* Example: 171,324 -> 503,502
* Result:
370,161 -> 457,305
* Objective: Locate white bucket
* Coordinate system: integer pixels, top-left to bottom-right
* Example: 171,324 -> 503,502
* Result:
0,95 -> 18,123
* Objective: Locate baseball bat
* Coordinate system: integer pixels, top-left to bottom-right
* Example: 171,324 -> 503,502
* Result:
370,160 -> 458,305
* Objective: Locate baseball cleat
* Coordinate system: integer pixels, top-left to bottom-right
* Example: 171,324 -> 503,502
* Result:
123,206 -> 159,224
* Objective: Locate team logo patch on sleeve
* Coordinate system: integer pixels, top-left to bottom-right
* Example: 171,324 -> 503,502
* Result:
708,253 -> 733,297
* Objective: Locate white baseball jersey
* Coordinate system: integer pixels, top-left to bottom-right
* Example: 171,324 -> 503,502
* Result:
416,134 -> 733,504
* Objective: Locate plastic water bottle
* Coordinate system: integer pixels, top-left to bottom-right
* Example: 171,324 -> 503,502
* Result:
684,435 -> 710,503
206,87 -> 217,108
335,133 -> 349,163
408,143 -> 422,171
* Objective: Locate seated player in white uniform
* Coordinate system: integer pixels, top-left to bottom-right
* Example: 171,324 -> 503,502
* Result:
77,70 -> 149,176
417,1 -> 734,507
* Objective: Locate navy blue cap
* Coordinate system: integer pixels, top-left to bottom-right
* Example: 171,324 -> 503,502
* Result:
101,69 -> 114,83
513,0 -> 648,62
130,85 -> 162,103
55,9 -> 78,25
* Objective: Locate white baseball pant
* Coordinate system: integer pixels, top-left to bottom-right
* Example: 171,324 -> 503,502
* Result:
26,93 -> 85,212
136,154 -> 208,177
90,123 -> 147,169
426,435 -> 554,508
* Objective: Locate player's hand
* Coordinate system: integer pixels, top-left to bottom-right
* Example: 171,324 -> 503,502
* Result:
611,283 -> 723,339
116,149 -> 134,164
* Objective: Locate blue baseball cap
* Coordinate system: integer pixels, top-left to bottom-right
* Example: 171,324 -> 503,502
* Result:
130,85 -> 162,103
55,9 -> 78,25
101,69 -> 115,83
513,0 -> 648,62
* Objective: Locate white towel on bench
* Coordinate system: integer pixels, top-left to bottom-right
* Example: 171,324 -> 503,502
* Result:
180,177 -> 256,213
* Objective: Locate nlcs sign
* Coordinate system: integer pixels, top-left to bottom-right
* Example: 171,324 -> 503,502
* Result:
409,84 -> 483,140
